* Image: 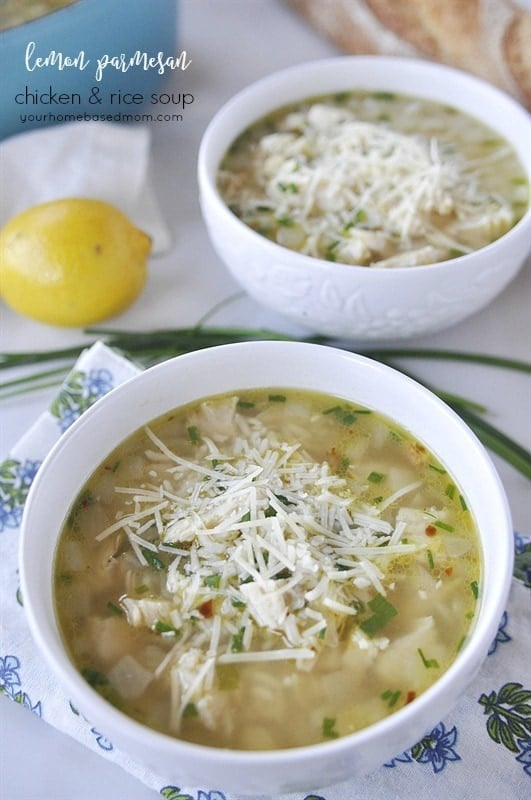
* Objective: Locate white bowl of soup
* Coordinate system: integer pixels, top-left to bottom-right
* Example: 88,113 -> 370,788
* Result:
198,56 -> 531,341
19,341 -> 513,795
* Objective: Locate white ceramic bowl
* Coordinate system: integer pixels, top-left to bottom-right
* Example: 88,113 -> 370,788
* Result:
20,341 -> 513,795
198,56 -> 531,341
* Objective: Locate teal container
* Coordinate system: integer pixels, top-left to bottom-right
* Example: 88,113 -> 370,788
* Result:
0,0 -> 179,140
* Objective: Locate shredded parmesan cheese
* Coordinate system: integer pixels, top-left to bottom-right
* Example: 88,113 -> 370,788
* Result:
218,93 -> 526,267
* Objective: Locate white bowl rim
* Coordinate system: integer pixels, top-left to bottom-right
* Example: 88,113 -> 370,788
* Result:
19,341 -> 514,770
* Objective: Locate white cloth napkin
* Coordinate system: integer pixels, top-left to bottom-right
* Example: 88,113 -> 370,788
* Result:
0,121 -> 171,254
1,342 -> 530,800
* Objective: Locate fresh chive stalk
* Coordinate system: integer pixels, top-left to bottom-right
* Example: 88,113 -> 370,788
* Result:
1,317 -> 529,480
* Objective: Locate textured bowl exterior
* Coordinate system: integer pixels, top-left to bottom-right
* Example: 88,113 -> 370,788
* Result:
198,56 -> 531,341
19,342 -> 514,794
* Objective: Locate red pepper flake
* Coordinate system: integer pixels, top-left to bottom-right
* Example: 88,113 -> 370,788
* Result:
445,567 -> 453,576
406,690 -> 417,704
425,525 -> 437,537
198,599 -> 213,618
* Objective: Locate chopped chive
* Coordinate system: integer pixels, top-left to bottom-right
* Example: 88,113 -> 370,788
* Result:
322,717 -> 339,739
154,620 -> 179,635
381,689 -> 401,707
278,181 -> 298,193
456,635 -> 466,653
429,463 -> 447,474
275,493 -> 296,506
135,584 -> 149,595
360,593 -> 397,636
141,548 -> 165,570
182,702 -> 198,719
276,215 -> 293,227
445,483 -> 456,499
318,627 -> 327,640
325,240 -> 340,261
372,91 -> 395,101
237,399 -> 254,409
323,405 -> 357,425
82,668 -> 108,687
231,628 -> 245,653
268,393 -> 286,402
203,574 -> 221,589
448,248 -> 466,259
427,550 -> 435,570
106,601 -> 123,616
459,494 -> 468,511
111,460 -> 121,473
187,425 -> 202,444
264,505 -> 277,517
231,597 -> 246,608
338,456 -> 350,474
368,471 -> 385,483
435,520 -> 454,532
417,648 -> 440,669
239,511 -> 251,523
511,176 -> 528,185
470,580 -> 479,599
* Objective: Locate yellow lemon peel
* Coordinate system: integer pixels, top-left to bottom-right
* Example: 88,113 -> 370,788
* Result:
0,198 -> 151,326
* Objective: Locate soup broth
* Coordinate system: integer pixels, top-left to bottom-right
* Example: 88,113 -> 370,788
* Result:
54,389 -> 480,750
218,91 -> 528,267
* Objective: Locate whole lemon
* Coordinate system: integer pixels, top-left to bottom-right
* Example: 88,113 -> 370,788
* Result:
0,198 -> 151,326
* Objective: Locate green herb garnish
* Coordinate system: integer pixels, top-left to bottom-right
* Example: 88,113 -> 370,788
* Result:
368,471 -> 385,483
322,717 -> 339,739
470,580 -> 479,599
231,628 -> 245,652
360,593 -> 398,636
154,620 -> 180,635
381,689 -> 401,707
141,548 -> 165,571
268,393 -> 286,402
434,520 -> 454,532
187,425 -> 202,444
182,702 -> 199,718
203,574 -> 221,589
323,405 -> 357,426
418,648 -> 440,669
